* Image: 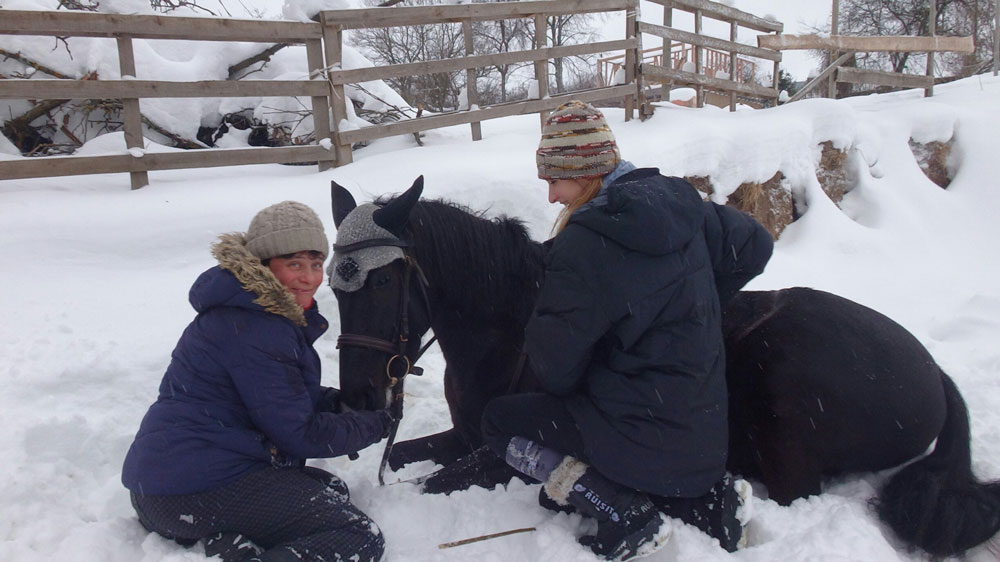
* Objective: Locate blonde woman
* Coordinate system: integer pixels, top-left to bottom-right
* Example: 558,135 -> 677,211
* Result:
481,101 -> 773,560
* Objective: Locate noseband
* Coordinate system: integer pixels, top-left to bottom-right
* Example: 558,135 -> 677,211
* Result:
335,249 -> 433,385
333,238 -> 436,484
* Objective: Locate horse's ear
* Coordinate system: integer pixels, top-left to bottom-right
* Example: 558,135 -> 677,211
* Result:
372,176 -> 423,237
331,180 -> 357,228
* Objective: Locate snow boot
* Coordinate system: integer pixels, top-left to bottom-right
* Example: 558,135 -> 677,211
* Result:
650,473 -> 752,552
544,457 -> 670,561
538,485 -> 575,515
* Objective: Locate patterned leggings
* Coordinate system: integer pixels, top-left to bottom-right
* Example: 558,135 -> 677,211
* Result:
130,466 -> 384,562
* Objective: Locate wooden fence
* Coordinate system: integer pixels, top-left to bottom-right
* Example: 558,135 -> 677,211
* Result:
317,0 -> 639,166
597,44 -> 757,90
764,0 -> 975,102
0,10 -> 332,188
638,0 -> 782,112
0,0 -> 639,188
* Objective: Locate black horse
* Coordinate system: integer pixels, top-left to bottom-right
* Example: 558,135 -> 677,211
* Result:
329,177 -> 1000,558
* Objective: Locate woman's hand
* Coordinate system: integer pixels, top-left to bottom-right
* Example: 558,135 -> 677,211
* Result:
376,408 -> 398,439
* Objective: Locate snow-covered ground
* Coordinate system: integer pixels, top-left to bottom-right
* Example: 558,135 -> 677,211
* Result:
3,44 -> 1000,561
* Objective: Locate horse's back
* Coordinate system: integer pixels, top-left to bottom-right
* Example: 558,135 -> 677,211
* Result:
723,287 -> 947,501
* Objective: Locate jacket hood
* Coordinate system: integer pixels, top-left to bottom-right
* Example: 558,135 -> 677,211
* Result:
189,232 -> 308,326
569,168 -> 704,255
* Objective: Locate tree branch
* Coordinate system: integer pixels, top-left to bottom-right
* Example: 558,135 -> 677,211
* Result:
227,43 -> 289,80
0,49 -> 73,79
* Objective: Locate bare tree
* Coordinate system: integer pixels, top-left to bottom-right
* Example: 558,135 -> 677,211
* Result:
837,0 -> 996,77
473,12 -> 532,103
350,0 -> 466,112
534,14 -> 601,94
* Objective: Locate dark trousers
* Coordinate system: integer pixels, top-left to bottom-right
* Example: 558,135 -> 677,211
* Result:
130,466 -> 384,562
481,392 -> 589,465
483,393 -> 743,551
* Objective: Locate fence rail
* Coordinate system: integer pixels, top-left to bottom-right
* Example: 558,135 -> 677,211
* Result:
318,0 -> 639,165
0,8 -> 332,188
640,0 -> 782,111
0,0 -> 640,187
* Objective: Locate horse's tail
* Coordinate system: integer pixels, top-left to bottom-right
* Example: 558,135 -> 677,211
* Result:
874,371 -> 1000,557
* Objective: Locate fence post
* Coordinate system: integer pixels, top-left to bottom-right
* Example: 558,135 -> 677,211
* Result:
306,38 -> 335,172
462,20 -> 483,141
320,14 -> 353,167
829,0 -> 839,98
925,0 -> 936,97
728,20 -> 737,111
624,1 -> 637,120
116,36 -> 149,189
534,14 -> 550,127
662,0 -> 673,101
694,8 -> 704,107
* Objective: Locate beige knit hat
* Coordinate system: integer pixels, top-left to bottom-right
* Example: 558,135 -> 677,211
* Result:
536,100 -> 620,180
245,201 -> 329,261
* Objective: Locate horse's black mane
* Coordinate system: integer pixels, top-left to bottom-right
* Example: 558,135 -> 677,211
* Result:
375,195 -> 546,323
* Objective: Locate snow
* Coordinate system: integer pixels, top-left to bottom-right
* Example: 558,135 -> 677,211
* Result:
3,4 -> 1000,562
3,71 -> 1000,562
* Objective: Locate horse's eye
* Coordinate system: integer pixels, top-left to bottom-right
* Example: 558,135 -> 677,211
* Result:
373,273 -> 391,289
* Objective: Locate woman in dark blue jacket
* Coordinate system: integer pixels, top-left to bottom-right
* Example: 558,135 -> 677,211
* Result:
122,201 -> 391,562
481,101 -> 773,561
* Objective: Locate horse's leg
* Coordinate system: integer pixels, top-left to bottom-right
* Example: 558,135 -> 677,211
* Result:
388,428 -> 472,471
388,353 -> 514,471
755,418 -> 823,505
418,445 -> 527,494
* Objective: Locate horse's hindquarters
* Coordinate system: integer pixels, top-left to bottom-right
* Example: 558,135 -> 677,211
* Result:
723,288 -> 948,501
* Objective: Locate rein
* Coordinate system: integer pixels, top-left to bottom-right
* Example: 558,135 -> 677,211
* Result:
335,241 -> 436,485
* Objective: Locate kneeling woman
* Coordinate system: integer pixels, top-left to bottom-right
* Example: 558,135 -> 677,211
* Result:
482,101 -> 773,560
122,201 -> 392,562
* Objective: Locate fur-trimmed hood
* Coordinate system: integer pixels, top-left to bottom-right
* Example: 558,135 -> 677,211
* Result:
188,232 -> 308,326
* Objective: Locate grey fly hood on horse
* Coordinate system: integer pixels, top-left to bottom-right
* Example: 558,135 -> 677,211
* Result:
328,203 -> 404,292
328,176 -> 424,292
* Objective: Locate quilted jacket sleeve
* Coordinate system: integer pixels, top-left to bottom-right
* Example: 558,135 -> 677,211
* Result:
214,312 -> 385,459
524,229 -> 612,396
702,202 -> 774,305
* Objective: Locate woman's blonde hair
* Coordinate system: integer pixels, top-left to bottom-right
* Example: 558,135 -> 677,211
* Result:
552,177 -> 604,235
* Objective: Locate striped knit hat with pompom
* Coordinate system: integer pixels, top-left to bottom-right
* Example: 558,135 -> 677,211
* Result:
536,100 -> 620,180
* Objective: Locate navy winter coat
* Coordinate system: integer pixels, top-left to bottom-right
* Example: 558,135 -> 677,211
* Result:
122,233 -> 386,496
525,168 -> 772,497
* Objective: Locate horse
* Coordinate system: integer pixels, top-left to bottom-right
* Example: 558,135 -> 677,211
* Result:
328,177 -> 1000,558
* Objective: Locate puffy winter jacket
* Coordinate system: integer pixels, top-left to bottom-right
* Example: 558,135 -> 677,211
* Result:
122,233 -> 386,496
524,168 -> 772,497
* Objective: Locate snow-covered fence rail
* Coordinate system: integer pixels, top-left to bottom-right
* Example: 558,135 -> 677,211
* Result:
0,10 -> 336,189
317,0 -> 641,166
0,1 -> 639,187
639,0 -> 782,112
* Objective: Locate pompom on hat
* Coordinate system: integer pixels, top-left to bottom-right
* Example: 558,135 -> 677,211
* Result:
536,100 -> 620,180
245,201 -> 329,261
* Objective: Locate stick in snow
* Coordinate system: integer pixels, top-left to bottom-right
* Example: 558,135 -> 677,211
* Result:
438,527 -> 536,549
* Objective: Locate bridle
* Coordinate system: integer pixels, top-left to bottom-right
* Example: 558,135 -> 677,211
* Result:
333,238 -> 437,485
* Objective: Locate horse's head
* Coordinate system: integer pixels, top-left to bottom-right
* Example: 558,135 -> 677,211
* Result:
328,177 -> 431,411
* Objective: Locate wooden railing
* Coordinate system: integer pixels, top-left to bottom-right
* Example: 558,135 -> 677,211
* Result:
318,0 -> 639,166
598,44 -> 757,89
0,10 -> 332,188
639,0 -> 782,111
0,0 -> 640,187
